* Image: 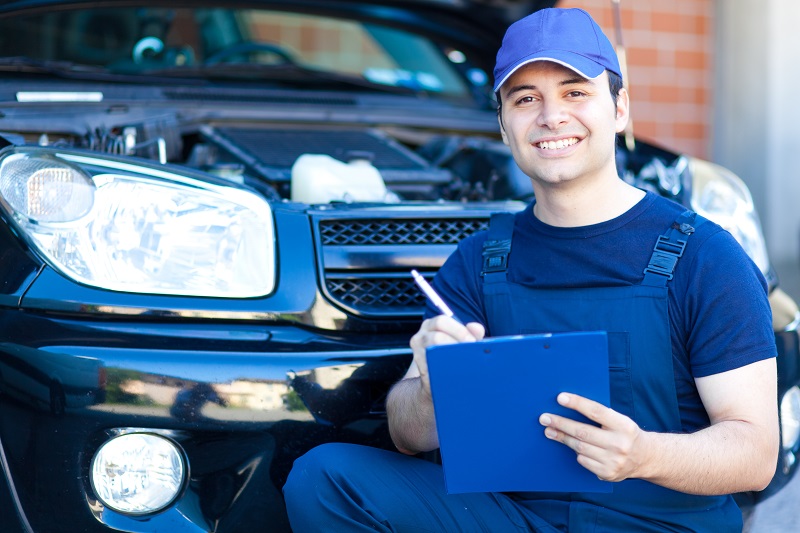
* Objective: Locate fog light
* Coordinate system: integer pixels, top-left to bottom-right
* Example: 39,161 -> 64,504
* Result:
780,386 -> 800,451
91,433 -> 186,515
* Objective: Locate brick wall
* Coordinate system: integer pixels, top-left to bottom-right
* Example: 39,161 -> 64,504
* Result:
558,0 -> 713,158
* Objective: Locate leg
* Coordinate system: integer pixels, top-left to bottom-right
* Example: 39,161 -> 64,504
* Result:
283,443 -> 557,533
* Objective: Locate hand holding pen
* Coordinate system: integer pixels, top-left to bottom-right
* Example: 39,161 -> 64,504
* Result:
408,270 -> 484,397
411,269 -> 464,325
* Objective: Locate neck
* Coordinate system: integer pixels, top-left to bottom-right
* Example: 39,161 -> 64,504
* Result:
531,176 -> 645,227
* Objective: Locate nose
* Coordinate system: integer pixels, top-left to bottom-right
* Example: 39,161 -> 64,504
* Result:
536,98 -> 569,130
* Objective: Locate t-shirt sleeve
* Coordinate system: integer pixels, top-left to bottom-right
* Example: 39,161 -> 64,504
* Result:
682,228 -> 776,377
423,233 -> 487,326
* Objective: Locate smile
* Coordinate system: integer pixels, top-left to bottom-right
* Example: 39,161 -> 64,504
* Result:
536,137 -> 579,150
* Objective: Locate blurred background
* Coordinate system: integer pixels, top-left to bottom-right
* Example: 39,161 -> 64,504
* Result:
559,0 -> 800,302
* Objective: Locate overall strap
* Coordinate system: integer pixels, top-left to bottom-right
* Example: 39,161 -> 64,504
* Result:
642,210 -> 704,287
481,212 -> 515,284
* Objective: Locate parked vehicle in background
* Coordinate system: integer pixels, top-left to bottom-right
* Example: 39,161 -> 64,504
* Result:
0,1 -> 798,531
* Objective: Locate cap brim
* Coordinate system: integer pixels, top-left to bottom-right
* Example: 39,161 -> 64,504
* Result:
493,51 -> 606,93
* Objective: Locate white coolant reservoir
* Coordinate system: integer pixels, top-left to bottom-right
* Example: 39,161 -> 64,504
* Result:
291,153 -> 392,204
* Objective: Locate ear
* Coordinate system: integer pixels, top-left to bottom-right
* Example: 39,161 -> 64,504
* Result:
614,88 -> 630,133
497,113 -> 509,146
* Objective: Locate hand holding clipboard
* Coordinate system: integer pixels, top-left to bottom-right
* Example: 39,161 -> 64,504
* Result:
411,270 -> 611,494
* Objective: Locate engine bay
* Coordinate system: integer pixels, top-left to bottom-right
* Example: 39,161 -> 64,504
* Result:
4,113 -> 534,205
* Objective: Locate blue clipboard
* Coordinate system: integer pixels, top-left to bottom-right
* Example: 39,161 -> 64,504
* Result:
426,330 -> 612,494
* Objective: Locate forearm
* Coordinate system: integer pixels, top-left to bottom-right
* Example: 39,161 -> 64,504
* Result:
542,361 -> 779,495
637,420 -> 777,494
387,377 -> 439,455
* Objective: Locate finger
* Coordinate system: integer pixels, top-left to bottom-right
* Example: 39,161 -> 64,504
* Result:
574,454 -> 611,480
409,319 -> 451,356
466,322 -> 486,341
409,319 -> 466,374
541,417 -> 617,478
544,422 -> 604,458
556,393 -> 614,426
424,315 -> 479,343
541,413 -> 605,450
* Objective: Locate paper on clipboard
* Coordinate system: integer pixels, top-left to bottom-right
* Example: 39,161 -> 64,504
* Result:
426,330 -> 611,494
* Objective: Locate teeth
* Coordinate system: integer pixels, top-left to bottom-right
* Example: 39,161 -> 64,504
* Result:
537,137 -> 578,150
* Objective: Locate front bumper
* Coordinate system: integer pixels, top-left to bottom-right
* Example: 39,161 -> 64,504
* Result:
5,316 -> 800,532
0,313 -> 411,532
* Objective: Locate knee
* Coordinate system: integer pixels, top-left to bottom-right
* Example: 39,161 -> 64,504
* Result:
283,442 -> 356,503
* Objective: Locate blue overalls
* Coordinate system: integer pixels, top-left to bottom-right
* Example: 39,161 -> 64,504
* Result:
480,211 -> 742,532
283,211 -> 744,532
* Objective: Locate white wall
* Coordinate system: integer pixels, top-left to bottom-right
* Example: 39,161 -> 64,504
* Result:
714,0 -> 800,267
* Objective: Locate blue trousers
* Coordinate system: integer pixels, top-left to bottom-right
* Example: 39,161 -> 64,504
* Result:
283,443 -> 563,532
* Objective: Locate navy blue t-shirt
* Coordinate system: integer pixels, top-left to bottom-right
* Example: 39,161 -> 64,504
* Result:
429,192 -> 776,432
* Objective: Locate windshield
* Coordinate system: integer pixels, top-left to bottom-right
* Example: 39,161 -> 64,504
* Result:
0,6 -> 489,98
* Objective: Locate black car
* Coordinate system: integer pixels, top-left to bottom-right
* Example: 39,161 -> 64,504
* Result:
0,1 -> 798,531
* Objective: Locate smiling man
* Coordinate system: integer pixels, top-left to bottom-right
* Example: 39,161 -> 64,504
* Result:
497,60 -> 642,227
283,8 -> 778,532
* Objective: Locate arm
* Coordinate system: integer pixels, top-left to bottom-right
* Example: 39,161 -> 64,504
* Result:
540,357 -> 779,494
387,316 -> 485,455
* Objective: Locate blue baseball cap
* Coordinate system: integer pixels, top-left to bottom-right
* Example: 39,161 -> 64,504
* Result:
493,8 -> 622,93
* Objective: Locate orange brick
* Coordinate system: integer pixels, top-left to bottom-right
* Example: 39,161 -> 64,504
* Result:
649,85 -> 682,104
675,87 -> 708,106
659,12 -> 708,33
694,87 -> 709,106
626,81 -> 648,100
674,122 -> 707,138
589,7 -> 614,26
675,0 -> 713,17
651,12 -> 685,32
675,50 -> 708,70
631,120 -> 659,139
629,10 -> 652,32
698,14 -> 711,34
626,47 -> 660,67
619,7 -> 637,30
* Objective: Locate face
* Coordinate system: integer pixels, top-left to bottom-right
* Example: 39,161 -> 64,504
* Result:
498,61 -> 629,190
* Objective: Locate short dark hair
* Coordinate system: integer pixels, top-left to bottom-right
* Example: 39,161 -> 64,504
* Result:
496,69 -> 624,114
607,71 -> 623,107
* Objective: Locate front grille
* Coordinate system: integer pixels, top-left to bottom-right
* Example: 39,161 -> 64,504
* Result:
326,275 -> 425,312
317,216 -> 491,317
319,218 -> 488,246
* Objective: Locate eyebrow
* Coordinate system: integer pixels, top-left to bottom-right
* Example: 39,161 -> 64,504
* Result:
503,76 -> 595,99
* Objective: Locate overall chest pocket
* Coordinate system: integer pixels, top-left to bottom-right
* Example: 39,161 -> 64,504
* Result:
518,329 -> 635,419
606,331 -> 635,420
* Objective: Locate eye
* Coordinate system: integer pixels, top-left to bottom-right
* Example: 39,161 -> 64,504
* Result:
515,95 -> 537,105
567,90 -> 587,98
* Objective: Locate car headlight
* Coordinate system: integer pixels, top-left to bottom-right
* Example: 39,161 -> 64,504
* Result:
689,157 -> 770,276
0,149 -> 275,298
91,432 -> 187,515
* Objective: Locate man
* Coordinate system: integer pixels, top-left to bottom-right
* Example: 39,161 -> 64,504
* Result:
283,8 -> 778,531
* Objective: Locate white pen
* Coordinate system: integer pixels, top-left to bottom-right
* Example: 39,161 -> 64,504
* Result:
411,269 -> 464,325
